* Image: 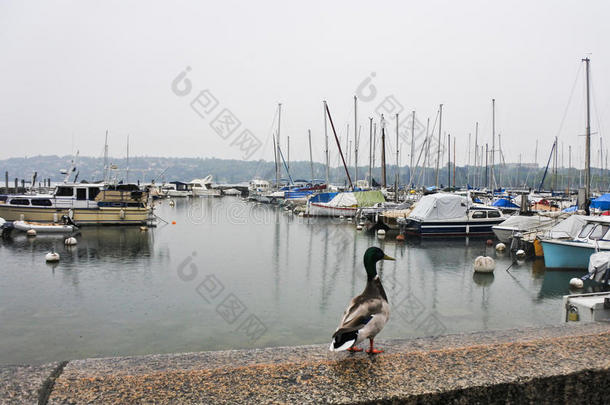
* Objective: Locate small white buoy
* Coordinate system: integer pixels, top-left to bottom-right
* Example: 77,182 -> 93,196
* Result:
64,237 -> 77,246
298,212 -> 304,217
377,229 -> 386,236
474,256 -> 495,273
45,252 -> 60,262
169,200 -> 175,207
515,249 -> 526,259
495,243 -> 506,252
569,278 -> 584,289
359,222 -> 365,227
139,226 -> 148,232
356,225 -> 363,230
26,229 -> 37,237
339,215 -> 345,220
346,217 -> 352,222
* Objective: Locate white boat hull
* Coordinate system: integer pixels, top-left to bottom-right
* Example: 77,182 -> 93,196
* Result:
13,221 -> 75,233
307,202 -> 357,217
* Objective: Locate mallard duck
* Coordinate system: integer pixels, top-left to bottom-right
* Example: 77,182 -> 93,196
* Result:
329,246 -> 394,354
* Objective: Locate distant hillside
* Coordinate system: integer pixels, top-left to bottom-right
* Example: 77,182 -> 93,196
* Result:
0,155 -> 608,191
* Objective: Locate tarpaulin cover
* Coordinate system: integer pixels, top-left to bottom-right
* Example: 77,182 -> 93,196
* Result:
492,198 -> 520,209
408,193 -> 468,221
590,194 -> 610,211
546,215 -> 589,239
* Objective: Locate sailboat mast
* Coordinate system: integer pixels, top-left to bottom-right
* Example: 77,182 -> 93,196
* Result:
410,110 -> 415,183
354,96 -> 358,183
368,117 -> 373,184
491,98 -> 495,190
395,113 -> 399,201
103,130 -> 109,183
584,57 -> 591,200
474,122 -> 478,187
381,114 -> 387,188
447,134 -> 451,188
276,103 -> 282,189
323,100 -> 329,186
308,129 -> 314,184
372,122 -> 377,179
325,103 -> 353,190
435,104 -> 443,188
126,134 -> 130,183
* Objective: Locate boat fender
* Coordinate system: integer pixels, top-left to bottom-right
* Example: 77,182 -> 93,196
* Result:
474,256 -> 495,273
27,229 -> 37,237
569,278 -> 584,289
119,209 -> 125,219
64,237 -> 77,246
45,252 -> 60,262
495,243 -> 506,252
53,213 -> 59,223
515,249 -> 526,259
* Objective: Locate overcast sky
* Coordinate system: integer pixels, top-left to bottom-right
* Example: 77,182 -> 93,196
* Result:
1,0 -> 608,169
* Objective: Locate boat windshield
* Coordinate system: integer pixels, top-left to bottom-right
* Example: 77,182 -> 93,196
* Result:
578,223 -> 596,238
589,224 -> 609,240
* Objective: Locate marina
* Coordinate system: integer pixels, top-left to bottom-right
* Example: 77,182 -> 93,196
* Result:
0,196 -> 606,366
2,2 -> 610,402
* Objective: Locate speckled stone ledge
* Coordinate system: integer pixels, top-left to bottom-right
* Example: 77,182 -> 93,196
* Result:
3,323 -> 609,404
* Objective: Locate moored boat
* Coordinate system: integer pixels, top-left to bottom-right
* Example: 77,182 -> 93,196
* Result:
399,193 -> 505,237
541,217 -> 610,269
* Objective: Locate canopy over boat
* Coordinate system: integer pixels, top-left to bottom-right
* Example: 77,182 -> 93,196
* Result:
408,193 -> 468,221
545,215 -> 590,239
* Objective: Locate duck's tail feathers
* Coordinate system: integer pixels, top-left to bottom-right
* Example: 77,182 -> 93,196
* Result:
329,329 -> 358,351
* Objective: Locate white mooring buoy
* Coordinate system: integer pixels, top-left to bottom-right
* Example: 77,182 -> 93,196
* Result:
474,256 -> 495,273
64,237 -> 77,246
45,252 -> 60,262
515,249 -> 526,259
339,215 -> 345,220
356,225 -> 363,230
495,243 -> 506,252
26,229 -> 37,237
569,278 -> 584,289
377,229 -> 386,239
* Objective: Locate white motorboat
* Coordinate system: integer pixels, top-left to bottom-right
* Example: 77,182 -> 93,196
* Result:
492,213 -> 561,243
13,220 -> 76,233
399,193 -> 505,237
190,175 -> 221,197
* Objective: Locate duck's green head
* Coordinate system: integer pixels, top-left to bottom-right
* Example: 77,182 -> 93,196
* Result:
363,247 -> 395,280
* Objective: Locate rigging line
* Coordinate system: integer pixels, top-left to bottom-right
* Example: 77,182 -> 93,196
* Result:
253,106 -> 280,177
589,66 -> 604,140
555,62 -> 583,140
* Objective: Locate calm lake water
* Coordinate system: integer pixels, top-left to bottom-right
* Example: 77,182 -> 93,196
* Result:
0,197 -> 601,365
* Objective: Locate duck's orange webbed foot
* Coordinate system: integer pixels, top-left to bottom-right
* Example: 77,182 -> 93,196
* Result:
366,338 -> 384,354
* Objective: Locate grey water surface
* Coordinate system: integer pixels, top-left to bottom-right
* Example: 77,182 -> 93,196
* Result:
0,197 -> 596,365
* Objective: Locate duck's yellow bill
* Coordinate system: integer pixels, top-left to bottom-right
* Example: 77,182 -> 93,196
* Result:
383,254 -> 395,261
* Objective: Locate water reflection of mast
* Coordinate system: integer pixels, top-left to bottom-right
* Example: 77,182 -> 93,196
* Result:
320,226 -> 329,310
272,208 -> 280,302
306,221 -> 313,283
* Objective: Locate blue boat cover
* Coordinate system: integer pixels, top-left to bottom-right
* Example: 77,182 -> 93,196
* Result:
491,198 -> 519,208
309,192 -> 338,203
591,194 -> 610,211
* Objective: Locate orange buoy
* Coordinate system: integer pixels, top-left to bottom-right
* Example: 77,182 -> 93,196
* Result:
486,239 -> 493,246
172,221 -> 176,225
396,233 -> 405,241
